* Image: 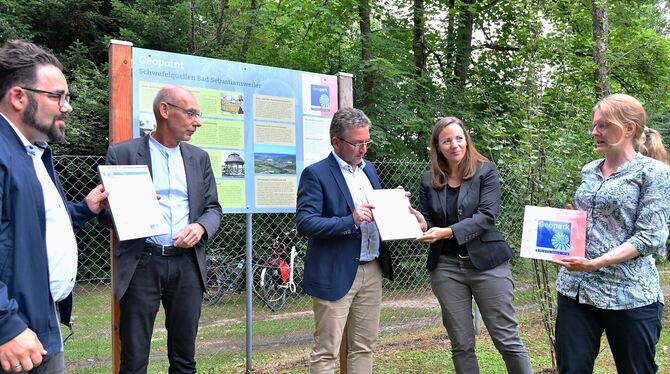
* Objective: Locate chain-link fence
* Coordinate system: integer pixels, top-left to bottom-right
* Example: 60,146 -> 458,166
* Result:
56,155 -> 528,372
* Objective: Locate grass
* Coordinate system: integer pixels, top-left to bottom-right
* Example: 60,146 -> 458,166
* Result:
64,262 -> 670,373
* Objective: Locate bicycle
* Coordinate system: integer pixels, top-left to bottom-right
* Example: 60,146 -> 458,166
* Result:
202,252 -> 246,306
252,230 -> 303,311
203,230 -> 303,311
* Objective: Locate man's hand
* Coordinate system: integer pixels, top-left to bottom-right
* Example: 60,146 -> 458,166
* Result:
396,185 -> 411,198
0,329 -> 46,373
354,203 -> 376,227
84,184 -> 109,214
173,223 -> 206,248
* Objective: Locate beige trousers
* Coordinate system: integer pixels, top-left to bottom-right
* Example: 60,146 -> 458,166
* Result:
308,261 -> 383,374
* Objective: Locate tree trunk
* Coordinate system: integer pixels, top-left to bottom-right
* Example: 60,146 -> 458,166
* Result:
443,0 -> 457,80
412,0 -> 427,76
189,0 -> 196,53
240,0 -> 259,62
592,0 -> 611,98
215,0 -> 230,45
358,0 -> 375,109
453,0 -> 475,90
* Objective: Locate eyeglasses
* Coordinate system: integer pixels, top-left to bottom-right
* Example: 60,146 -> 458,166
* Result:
589,121 -> 610,132
165,102 -> 202,119
338,137 -> 373,149
21,87 -> 70,107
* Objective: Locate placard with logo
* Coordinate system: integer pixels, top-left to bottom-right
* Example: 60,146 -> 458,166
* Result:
520,206 -> 586,260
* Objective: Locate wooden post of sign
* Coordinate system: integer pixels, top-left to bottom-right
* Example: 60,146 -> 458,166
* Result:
336,72 -> 354,374
337,72 -> 354,109
108,39 -> 133,374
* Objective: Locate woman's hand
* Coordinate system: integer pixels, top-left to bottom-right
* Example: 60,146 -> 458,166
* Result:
417,227 -> 452,244
553,243 -> 640,271
551,256 -> 601,272
408,207 -> 427,232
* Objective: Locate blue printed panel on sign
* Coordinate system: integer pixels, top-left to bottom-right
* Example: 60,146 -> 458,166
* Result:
310,85 -> 330,109
536,220 -> 572,255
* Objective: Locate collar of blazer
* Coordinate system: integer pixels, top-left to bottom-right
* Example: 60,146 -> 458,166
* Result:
327,153 -> 379,213
138,134 -> 198,222
138,134 -> 195,177
437,169 -> 477,221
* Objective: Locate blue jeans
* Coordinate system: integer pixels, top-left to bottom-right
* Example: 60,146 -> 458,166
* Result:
555,293 -> 663,374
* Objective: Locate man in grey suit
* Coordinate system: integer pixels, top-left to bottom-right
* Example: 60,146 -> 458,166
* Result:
98,86 -> 222,374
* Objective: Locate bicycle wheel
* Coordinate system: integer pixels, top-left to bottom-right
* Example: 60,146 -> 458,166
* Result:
202,258 -> 225,306
253,262 -> 287,311
291,257 -> 304,296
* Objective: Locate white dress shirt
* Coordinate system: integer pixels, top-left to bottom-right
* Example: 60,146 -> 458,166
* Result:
332,151 -> 380,261
3,114 -> 78,302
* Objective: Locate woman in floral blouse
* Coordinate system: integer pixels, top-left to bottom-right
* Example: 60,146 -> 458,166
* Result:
553,94 -> 670,373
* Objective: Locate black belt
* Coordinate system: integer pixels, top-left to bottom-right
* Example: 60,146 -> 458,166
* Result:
359,259 -> 376,265
145,243 -> 183,256
457,254 -> 476,269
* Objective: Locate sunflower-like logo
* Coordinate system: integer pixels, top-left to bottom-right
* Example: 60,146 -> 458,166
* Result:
319,94 -> 330,108
551,232 -> 571,250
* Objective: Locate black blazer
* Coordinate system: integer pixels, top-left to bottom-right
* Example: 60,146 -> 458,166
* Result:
419,162 -> 513,271
98,136 -> 223,299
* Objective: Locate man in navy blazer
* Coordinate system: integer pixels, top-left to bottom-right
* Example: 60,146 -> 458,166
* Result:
297,107 -> 393,373
0,40 -> 108,373
98,86 -> 222,373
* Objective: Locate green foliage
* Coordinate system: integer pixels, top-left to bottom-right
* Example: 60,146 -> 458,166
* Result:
54,42 -> 110,155
4,0 -> 669,161
4,1 -> 669,370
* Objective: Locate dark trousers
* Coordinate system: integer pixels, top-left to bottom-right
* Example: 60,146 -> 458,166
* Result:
119,249 -> 203,374
555,293 -> 663,374
19,351 -> 64,373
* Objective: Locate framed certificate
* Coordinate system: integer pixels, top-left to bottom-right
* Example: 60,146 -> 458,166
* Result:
520,206 -> 586,260
98,165 -> 168,241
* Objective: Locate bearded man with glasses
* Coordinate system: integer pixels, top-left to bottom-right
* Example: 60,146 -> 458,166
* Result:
98,85 -> 222,373
0,40 -> 109,373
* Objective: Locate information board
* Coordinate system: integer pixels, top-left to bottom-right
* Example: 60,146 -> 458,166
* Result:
132,47 -> 338,213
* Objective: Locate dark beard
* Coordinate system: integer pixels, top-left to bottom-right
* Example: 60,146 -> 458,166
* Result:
22,94 -> 65,143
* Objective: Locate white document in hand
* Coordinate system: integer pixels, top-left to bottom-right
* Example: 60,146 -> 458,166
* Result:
98,165 -> 168,241
365,189 -> 423,241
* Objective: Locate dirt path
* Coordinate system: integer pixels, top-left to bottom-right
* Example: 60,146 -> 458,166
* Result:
68,276 -> 670,370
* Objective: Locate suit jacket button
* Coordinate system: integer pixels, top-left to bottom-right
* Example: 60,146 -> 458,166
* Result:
354,258 -> 360,262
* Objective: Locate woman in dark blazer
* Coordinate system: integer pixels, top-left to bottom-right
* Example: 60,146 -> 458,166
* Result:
415,117 -> 532,374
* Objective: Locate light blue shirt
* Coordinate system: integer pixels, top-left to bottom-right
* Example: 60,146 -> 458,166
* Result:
147,133 -> 190,246
332,151 -> 380,261
556,153 -> 670,309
